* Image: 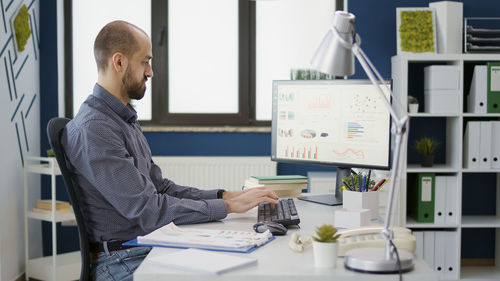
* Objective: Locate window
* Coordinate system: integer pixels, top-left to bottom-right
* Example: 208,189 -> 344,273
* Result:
68,0 -> 151,120
66,0 -> 337,126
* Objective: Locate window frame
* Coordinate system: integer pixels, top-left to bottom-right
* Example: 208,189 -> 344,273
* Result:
64,0 -> 270,127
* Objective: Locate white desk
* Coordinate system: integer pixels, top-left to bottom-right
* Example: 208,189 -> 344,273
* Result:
134,199 -> 438,281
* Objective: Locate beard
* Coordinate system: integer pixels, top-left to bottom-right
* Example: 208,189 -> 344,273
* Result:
122,66 -> 147,100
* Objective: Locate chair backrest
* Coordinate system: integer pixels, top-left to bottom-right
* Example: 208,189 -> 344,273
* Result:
47,117 -> 90,281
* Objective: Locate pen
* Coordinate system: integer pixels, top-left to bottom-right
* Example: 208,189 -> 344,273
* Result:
370,178 -> 385,191
377,178 -> 389,191
342,180 -> 353,191
362,175 -> 366,192
358,176 -> 362,192
367,170 -> 371,190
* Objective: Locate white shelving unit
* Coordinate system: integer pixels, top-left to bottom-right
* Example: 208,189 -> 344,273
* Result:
392,53 -> 500,281
24,156 -> 80,281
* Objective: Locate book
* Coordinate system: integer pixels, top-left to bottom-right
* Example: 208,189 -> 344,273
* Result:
244,179 -> 307,190
135,222 -> 272,253
32,207 -> 72,214
249,175 -> 308,184
243,179 -> 306,198
36,200 -> 70,210
148,248 -> 257,274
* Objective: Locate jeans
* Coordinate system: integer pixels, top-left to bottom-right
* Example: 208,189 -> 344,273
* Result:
91,246 -> 152,281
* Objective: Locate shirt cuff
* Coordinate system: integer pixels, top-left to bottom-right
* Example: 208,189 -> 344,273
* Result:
200,189 -> 222,199
206,199 -> 228,221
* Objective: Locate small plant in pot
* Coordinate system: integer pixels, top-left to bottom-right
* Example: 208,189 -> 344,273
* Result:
312,224 -> 341,268
408,96 -> 419,113
415,137 -> 439,167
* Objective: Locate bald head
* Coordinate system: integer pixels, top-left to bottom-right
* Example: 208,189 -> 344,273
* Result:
93,20 -> 147,72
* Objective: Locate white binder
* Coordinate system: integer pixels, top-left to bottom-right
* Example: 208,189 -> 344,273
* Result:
434,232 -> 446,278
463,122 -> 480,169
468,65 -> 487,113
479,121 -> 492,169
444,231 -> 460,280
423,231 -> 435,268
445,176 -> 458,225
491,121 -> 500,169
414,231 -> 424,259
434,176 -> 446,225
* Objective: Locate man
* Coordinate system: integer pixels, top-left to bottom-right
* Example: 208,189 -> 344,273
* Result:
62,20 -> 278,281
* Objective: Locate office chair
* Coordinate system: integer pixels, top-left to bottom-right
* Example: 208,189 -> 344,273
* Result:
47,117 -> 90,281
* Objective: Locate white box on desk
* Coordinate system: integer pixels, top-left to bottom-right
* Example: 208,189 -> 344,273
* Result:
307,171 -> 336,194
424,65 -> 460,90
342,190 -> 379,219
429,1 -> 463,54
424,90 -> 460,113
334,208 -> 370,228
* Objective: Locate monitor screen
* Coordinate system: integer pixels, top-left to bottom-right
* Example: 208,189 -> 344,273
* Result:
271,79 -> 391,169
271,80 -> 391,205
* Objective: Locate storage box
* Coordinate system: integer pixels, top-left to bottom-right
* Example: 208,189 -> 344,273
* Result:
424,65 -> 460,90
424,89 -> 460,113
342,190 -> 379,219
429,1 -> 463,54
307,171 -> 336,194
334,208 -> 370,228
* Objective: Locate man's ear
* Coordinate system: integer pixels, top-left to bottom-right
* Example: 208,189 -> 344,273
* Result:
111,52 -> 128,73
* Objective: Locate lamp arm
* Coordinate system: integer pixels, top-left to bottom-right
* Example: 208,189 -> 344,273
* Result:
352,43 -> 409,261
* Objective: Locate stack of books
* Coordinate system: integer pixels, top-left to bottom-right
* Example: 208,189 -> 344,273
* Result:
33,200 -> 71,213
244,175 -> 308,198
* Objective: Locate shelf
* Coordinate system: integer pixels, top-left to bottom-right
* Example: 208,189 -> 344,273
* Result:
463,113 -> 500,117
462,168 -> 500,173
27,210 -> 75,222
407,164 -> 459,173
461,216 -> 500,228
25,164 -> 61,175
409,113 -> 460,117
27,251 -> 81,281
406,217 -> 459,228
461,266 -> 500,280
393,53 -> 500,62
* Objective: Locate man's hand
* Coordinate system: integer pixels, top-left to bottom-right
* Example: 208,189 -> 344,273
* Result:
223,187 -> 279,214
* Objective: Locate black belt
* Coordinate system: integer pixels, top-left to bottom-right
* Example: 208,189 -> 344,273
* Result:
90,240 -> 133,253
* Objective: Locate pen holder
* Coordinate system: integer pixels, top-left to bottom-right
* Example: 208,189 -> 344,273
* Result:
343,190 -> 379,219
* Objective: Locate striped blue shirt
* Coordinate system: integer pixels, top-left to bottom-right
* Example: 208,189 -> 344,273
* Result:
62,84 -> 228,242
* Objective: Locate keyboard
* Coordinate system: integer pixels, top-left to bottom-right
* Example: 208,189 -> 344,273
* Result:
257,198 -> 300,226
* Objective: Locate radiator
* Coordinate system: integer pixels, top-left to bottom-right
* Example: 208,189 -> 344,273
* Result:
151,156 -> 277,191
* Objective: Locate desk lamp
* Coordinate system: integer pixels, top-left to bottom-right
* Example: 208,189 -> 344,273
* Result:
311,11 -> 413,273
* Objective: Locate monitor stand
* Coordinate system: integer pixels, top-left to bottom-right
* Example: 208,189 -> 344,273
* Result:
297,167 -> 351,206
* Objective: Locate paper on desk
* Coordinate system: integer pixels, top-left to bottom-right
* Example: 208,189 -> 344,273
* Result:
137,222 -> 272,252
149,248 -> 257,274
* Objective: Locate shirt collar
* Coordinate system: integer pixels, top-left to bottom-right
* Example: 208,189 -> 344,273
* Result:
92,83 -> 138,123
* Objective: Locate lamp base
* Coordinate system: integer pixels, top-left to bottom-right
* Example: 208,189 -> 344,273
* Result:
344,248 -> 414,274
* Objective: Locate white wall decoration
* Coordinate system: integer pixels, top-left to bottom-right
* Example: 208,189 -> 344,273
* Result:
0,0 -> 41,280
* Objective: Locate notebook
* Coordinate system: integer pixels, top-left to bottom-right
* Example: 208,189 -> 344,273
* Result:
148,248 -> 257,274
124,222 -> 274,253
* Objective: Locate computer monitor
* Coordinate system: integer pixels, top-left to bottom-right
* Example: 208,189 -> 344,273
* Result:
271,80 -> 391,206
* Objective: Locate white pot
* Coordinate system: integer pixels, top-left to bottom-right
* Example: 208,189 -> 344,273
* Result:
312,241 -> 338,268
408,103 -> 419,113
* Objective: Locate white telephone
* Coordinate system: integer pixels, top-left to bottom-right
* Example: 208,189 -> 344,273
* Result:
337,226 -> 416,256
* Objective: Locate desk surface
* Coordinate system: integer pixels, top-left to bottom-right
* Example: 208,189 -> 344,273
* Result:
134,199 -> 438,281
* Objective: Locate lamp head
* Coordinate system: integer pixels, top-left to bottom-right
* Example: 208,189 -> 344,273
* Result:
311,11 -> 356,76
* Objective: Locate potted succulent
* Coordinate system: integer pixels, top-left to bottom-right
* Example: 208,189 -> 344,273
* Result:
312,224 -> 341,268
408,95 -> 419,113
415,137 -> 439,167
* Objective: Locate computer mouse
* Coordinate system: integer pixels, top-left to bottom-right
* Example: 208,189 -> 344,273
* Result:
253,221 -> 288,236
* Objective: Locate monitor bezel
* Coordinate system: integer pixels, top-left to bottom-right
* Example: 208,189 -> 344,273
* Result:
271,79 -> 392,171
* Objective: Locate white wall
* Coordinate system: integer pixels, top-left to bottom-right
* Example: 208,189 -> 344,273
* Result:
0,0 -> 41,280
